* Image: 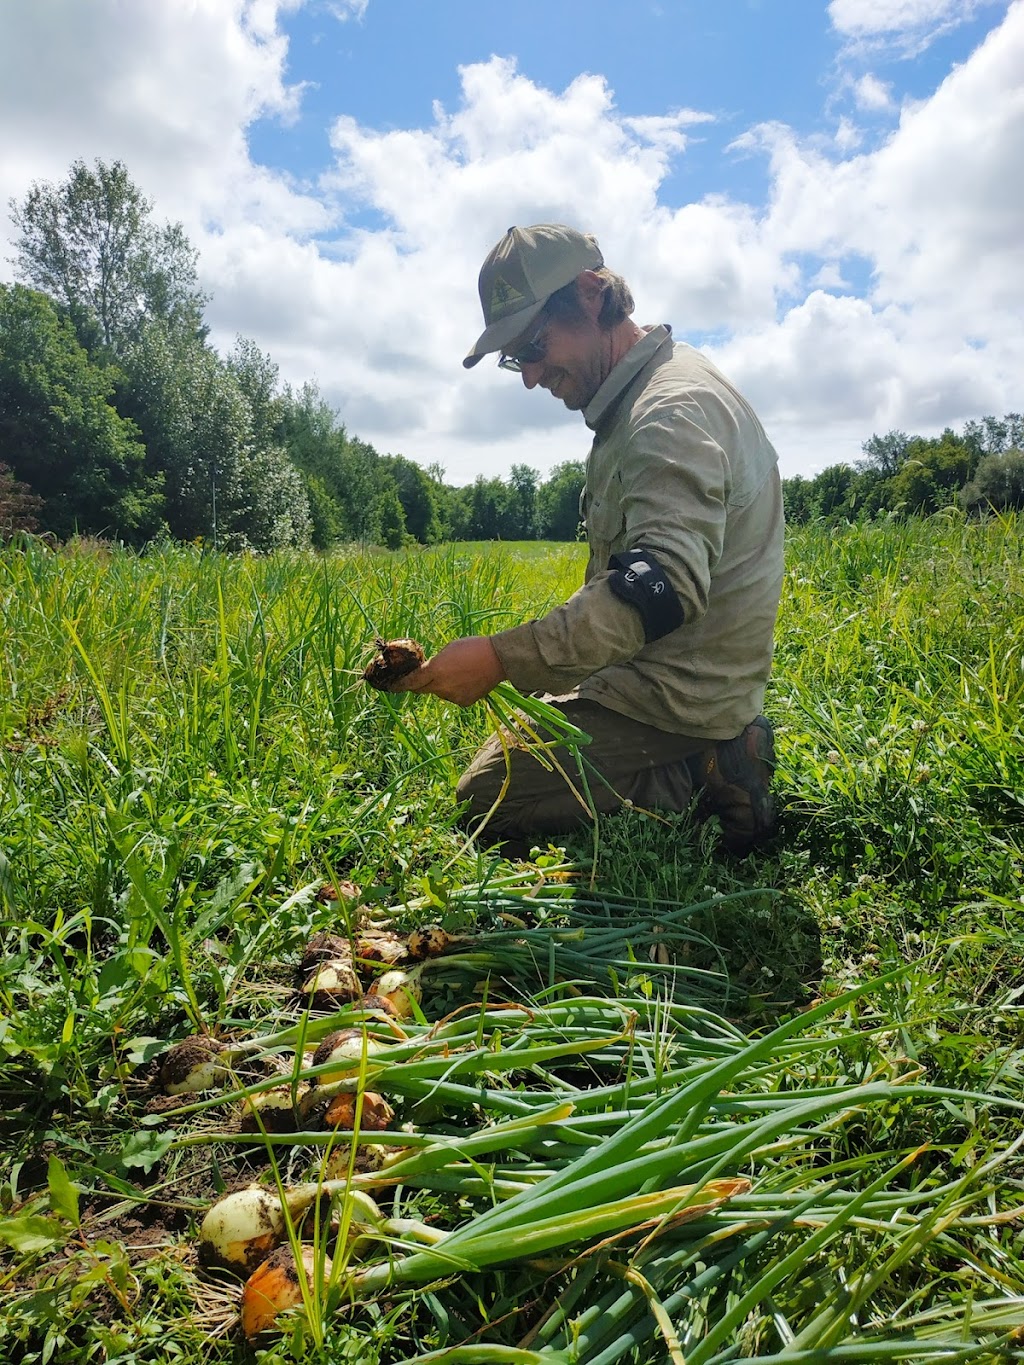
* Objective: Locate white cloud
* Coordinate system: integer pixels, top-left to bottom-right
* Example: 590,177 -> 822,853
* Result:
829,0 -> 1004,53
834,115 -> 864,150
1,1 -> 1021,486
712,2 -> 1024,465
852,73 -> 895,110
0,0 -> 319,241
326,0 -> 369,19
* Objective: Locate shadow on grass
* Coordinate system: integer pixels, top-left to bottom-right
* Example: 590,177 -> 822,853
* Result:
533,806 -> 826,1024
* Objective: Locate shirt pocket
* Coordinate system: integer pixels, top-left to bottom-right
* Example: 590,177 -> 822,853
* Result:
586,495 -> 626,562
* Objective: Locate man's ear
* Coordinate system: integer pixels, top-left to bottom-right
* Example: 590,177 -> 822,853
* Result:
576,270 -> 605,322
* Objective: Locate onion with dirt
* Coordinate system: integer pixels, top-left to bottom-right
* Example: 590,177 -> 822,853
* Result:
157,1035 -> 229,1096
240,1244 -> 333,1339
361,637 -> 425,690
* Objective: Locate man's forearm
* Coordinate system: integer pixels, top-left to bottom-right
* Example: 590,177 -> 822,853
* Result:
490,578 -> 647,694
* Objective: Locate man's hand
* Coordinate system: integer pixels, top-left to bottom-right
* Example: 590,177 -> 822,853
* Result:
388,636 -> 506,707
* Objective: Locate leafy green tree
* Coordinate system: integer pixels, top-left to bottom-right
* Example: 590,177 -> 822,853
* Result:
375,485 -> 408,549
857,430 -> 910,479
963,413 -> 1024,457
782,475 -> 815,524
277,384 -> 401,544
0,283 -> 162,539
116,322 -> 308,550
304,472 -> 345,550
227,337 -> 284,455
886,430 -> 975,516
536,460 -> 586,540
465,476 -> 509,540
959,449 -> 1024,512
337,438 -> 390,543
383,454 -> 441,544
239,444 -> 311,551
507,463 -> 538,540
441,483 -> 474,540
10,159 -> 207,356
812,464 -> 858,520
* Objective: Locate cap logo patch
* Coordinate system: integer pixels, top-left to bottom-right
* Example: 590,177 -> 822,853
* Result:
490,275 -> 527,318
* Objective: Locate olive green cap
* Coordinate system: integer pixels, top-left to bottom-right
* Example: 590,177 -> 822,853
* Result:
463,223 -> 604,369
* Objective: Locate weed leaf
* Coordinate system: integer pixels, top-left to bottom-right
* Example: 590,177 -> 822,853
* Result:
47,1156 -> 80,1228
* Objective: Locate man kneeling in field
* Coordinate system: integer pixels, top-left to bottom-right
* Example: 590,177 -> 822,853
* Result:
388,224 -> 784,857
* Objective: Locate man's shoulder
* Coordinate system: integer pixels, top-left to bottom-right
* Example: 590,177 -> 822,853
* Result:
624,341 -> 731,420
650,340 -> 730,391
623,339 -> 779,482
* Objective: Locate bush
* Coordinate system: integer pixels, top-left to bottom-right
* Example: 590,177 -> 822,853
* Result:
959,448 -> 1024,512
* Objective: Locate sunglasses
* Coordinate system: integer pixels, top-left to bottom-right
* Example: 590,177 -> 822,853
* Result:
497,318 -> 549,372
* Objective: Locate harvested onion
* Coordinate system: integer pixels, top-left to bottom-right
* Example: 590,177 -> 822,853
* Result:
199,1186 -> 293,1274
199,1183 -> 381,1275
309,1028 -> 386,1084
406,924 -> 453,960
299,931 -> 352,975
298,1088 -> 394,1132
301,958 -> 362,1008
361,637 -> 425,690
353,929 -> 408,971
237,1085 -> 301,1135
320,1144 -> 391,1181
158,1035 -> 228,1096
240,1243 -> 332,1339
364,966 -> 423,1020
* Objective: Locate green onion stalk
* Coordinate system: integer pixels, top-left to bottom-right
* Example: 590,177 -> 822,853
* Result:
337,1179 -> 749,1299
455,684 -> 601,882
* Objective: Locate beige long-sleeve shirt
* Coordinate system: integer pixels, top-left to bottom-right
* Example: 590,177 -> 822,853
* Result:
489,325 -> 784,741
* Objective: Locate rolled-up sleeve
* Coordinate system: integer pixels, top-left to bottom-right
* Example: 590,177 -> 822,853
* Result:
490,390 -> 730,696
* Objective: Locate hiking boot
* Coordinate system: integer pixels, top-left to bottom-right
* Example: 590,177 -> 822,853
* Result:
688,716 -> 777,855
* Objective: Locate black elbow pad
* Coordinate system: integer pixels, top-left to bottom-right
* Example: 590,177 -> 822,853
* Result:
606,548 -> 685,643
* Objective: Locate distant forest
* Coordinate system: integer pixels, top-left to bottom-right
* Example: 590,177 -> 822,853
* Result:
2,159 -> 1021,550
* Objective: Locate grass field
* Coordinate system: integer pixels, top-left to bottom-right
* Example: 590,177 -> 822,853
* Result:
1,517 -> 1024,1364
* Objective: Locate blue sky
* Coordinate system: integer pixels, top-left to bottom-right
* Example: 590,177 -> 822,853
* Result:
1,0 -> 1021,484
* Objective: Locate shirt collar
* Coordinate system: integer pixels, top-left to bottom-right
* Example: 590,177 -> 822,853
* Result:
584,324 -> 674,431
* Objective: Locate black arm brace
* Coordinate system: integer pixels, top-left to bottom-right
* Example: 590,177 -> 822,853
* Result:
606,547 -> 686,643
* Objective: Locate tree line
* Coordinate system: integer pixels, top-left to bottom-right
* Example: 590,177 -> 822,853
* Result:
782,416 -> 1024,524
2,160 -> 1020,549
0,159 -> 584,549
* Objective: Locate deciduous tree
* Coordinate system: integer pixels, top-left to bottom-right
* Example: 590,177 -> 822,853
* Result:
0,283 -> 162,539
536,460 -> 586,540
10,158 -> 207,356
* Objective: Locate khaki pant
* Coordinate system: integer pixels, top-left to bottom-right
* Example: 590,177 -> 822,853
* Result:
456,693 -> 709,842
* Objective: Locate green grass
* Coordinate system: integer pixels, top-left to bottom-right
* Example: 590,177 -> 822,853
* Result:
1,517 -> 1023,1363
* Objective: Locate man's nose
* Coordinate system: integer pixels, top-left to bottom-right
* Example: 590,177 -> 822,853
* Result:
520,361 -> 543,390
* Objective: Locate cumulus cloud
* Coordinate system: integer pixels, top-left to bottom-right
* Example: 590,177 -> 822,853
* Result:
829,0 -> 1006,55
1,0 -> 1021,484
0,0 -> 321,240
720,2 -> 1024,459
852,74 -> 895,110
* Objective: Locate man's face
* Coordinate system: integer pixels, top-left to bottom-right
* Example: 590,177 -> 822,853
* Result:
509,315 -> 606,412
